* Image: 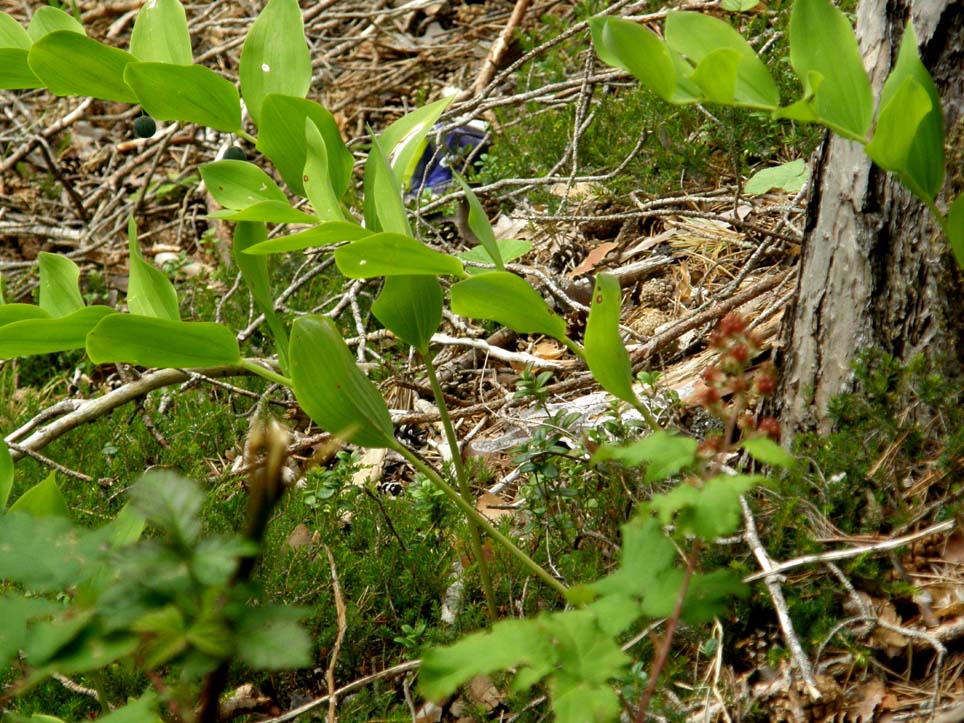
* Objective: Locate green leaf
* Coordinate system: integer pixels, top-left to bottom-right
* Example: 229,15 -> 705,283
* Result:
458,238 -> 531,271
130,0 -> 191,65
242,221 -> 371,254
256,94 -> 353,198
0,304 -> 49,327
450,271 -> 568,340
0,306 -> 114,357
0,12 -> 32,48
591,17 -> 677,103
97,693 -> 163,723
0,49 -> 42,90
27,7 -> 84,41
125,62 -> 241,133
127,217 -> 179,321
364,134 -> 412,236
38,252 -> 83,317
235,606 -> 311,670
379,96 -> 454,188
584,273 -> 637,407
0,513 -> 100,590
9,472 -> 69,518
303,119 -> 345,221
200,160 -> 288,209
947,194 -> 964,268
419,619 -> 553,700
0,439 -> 12,510
335,233 -> 464,278
86,315 -> 242,368
372,275 -> 442,353
788,0 -> 872,138
128,471 -> 202,546
682,569 -> 748,624
550,677 -> 622,723
0,597 -> 59,669
651,474 -> 761,539
591,515 -> 676,598
550,610 -> 629,685
742,436 -> 794,468
208,201 -> 318,225
48,632 -> 138,676
722,0 -> 762,9
666,12 -> 779,108
104,502 -> 147,547
744,159 -> 809,195
233,222 -> 289,373
239,0 -> 311,126
28,31 -> 138,103
25,609 -> 93,665
592,430 -> 697,483
289,315 -> 396,448
454,176 -> 504,270
191,536 -> 254,586
866,23 -> 944,201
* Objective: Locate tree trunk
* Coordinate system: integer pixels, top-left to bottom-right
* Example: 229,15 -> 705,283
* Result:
779,0 -> 964,435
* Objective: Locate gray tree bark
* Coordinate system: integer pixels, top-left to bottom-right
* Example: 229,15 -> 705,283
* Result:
779,0 -> 964,435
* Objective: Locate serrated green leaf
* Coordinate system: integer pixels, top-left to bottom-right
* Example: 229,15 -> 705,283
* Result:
235,607 -> 311,670
0,513 -> 99,590
592,430 -> 697,483
49,632 -> 139,676
128,470 -> 202,546
379,96 -> 454,189
0,439 -> 12,510
0,305 -> 49,327
256,94 -> 353,198
27,7 -> 84,41
303,119 -> 345,221
372,275 -> 442,352
335,233 -> 464,278
550,610 -> 629,685
130,0 -> 191,65
0,12 -> 32,48
947,194 -> 964,268
0,48 -> 42,90
38,252 -> 83,317
208,201 -> 318,225
742,436 -> 794,468
29,31 -> 137,103
450,271 -> 568,340
744,159 -> 809,195
419,619 -> 553,700
25,609 -> 93,665
666,12 -> 779,109
127,217 -> 179,321
584,273 -> 637,407
550,677 -> 622,723
243,221 -> 371,254
454,175 -> 503,270
191,536 -> 254,586
682,569 -> 748,624
289,315 -> 396,448
9,472 -> 69,518
591,515 -> 676,598
0,306 -> 114,358
125,62 -> 241,132
200,160 -> 287,210
585,593 -> 640,637
86,315 -> 241,368
788,0 -> 872,138
234,222 -> 289,373
651,474 -> 761,539
239,0 -> 310,126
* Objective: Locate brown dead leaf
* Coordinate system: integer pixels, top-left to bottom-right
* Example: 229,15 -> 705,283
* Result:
466,675 -> 504,712
569,241 -> 619,277
286,523 -> 312,550
871,601 -> 909,656
532,339 -> 565,360
844,678 -> 885,722
942,529 -> 964,563
477,492 -> 512,523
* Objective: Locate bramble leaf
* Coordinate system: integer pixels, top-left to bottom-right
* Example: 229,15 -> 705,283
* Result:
592,430 -> 697,483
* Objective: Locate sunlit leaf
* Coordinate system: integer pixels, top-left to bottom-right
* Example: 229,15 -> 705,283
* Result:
38,252 -> 83,317
28,31 -> 137,103
126,217 -> 179,321
363,134 -> 411,236
0,12 -> 32,48
129,0 -> 191,65
125,62 -> 241,132
592,430 -> 697,483
27,7 -> 84,41
0,305 -> 49,327
583,273 -> 637,407
334,233 -> 464,278
289,316 -> 396,448
744,159 -> 809,194
303,119 -> 345,221
239,0 -> 310,126
450,271 -> 568,340
242,221 -> 371,255
379,96 -> 454,189
0,306 -> 114,357
0,49 -> 41,89
372,275 -> 442,352
86,315 -> 241,368
200,160 -> 287,209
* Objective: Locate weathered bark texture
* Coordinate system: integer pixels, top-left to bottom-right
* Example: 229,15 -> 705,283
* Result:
779,0 -> 964,435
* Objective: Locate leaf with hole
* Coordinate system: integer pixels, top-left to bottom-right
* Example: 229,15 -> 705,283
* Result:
28,31 -> 137,103
125,62 -> 241,133
451,271 -> 567,341
129,0 -> 190,65
200,160 -> 287,210
335,233 -> 464,278
86,315 -> 241,368
239,0 -> 310,126
126,217 -> 179,321
289,316 -> 396,448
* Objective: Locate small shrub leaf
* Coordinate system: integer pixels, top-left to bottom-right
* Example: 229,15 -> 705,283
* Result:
28,31 -> 137,103
86,315 -> 242,368
239,0 -> 310,126
129,0 -> 191,65
742,436 -> 794,468
200,160 -> 287,210
125,62 -> 241,132
128,471 -> 202,547
450,271 -> 568,340
592,430 -> 697,483
289,315 -> 396,448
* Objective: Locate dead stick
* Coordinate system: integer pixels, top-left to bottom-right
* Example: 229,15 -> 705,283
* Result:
471,0 -> 532,98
